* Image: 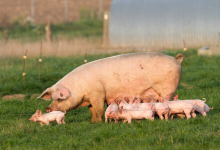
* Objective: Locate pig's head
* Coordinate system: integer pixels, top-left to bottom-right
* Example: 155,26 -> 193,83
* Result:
123,97 -> 129,103
159,97 -> 165,103
172,94 -> 178,101
117,106 -> 124,118
110,100 -> 117,105
29,110 -> 42,122
136,98 -> 143,103
132,99 -> 140,104
37,85 -> 73,112
118,99 -> 128,106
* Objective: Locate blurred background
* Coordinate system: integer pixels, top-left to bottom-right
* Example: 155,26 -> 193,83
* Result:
0,0 -> 220,57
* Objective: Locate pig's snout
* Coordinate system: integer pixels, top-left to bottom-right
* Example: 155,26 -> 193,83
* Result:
45,107 -> 52,112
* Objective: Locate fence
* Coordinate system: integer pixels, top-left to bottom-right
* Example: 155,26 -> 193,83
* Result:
109,0 -> 220,49
0,0 -> 111,25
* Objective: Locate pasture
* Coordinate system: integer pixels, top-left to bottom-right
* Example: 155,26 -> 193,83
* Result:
0,49 -> 220,149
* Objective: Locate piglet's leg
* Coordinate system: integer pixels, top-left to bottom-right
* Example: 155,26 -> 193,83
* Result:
191,112 -> 196,118
158,114 -> 164,120
176,114 -> 185,118
56,118 -> 62,125
185,113 -> 191,120
164,113 -> 169,120
40,122 -> 45,127
61,118 -> 66,124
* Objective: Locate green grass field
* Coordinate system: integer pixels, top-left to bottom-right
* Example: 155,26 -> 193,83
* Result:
0,19 -> 103,42
0,50 -> 220,150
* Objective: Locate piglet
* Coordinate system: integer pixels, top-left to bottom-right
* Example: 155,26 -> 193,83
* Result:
29,110 -> 66,126
160,97 -> 196,119
105,101 -> 118,123
173,95 -> 212,116
116,106 -> 154,123
153,103 -> 169,120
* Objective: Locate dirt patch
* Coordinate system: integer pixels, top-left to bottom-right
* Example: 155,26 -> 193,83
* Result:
2,94 -> 26,100
180,83 -> 193,89
30,94 -> 39,99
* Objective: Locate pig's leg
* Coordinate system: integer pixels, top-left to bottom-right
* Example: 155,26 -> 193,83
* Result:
191,112 -> 196,118
105,114 -> 108,123
158,114 -> 164,120
170,114 -> 174,119
184,111 -> 191,119
127,118 -> 132,123
90,98 -> 105,122
56,119 -> 62,125
202,112 -> 207,116
123,119 -> 128,123
45,119 -> 50,125
88,105 -> 97,123
164,113 -> 168,120
40,122 -> 45,127
61,118 -> 66,124
176,114 -> 185,118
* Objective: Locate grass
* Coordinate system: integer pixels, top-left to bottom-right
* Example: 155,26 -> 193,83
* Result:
0,19 -> 103,42
0,50 -> 220,149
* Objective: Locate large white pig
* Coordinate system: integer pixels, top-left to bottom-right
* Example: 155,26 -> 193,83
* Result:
37,52 -> 184,122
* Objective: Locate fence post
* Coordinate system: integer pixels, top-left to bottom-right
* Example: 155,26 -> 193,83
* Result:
45,22 -> 52,42
64,0 -> 68,22
219,33 -> 220,47
99,0 -> 102,20
102,11 -> 110,47
31,0 -> 35,22
4,30 -> 8,44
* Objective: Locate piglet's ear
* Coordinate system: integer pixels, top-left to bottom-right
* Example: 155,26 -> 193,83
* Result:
39,110 -> 42,116
37,87 -> 52,101
164,95 -> 170,101
52,87 -> 71,100
174,94 -> 178,99
119,106 -> 123,114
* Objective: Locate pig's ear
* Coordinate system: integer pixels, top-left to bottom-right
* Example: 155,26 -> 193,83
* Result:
141,98 -> 143,103
52,87 -> 71,100
174,94 -> 178,99
165,95 -> 169,101
39,110 -> 42,116
119,106 -> 123,114
119,100 -> 121,104
151,104 -> 154,110
36,110 -> 40,114
37,88 -> 52,101
175,53 -> 184,63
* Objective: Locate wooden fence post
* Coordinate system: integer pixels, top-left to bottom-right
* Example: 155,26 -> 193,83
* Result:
45,22 -> 52,42
102,11 -> 110,47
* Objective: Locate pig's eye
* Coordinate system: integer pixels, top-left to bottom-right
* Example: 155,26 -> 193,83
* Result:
60,93 -> 63,97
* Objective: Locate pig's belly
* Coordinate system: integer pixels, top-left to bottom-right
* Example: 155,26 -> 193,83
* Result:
105,87 -> 160,105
